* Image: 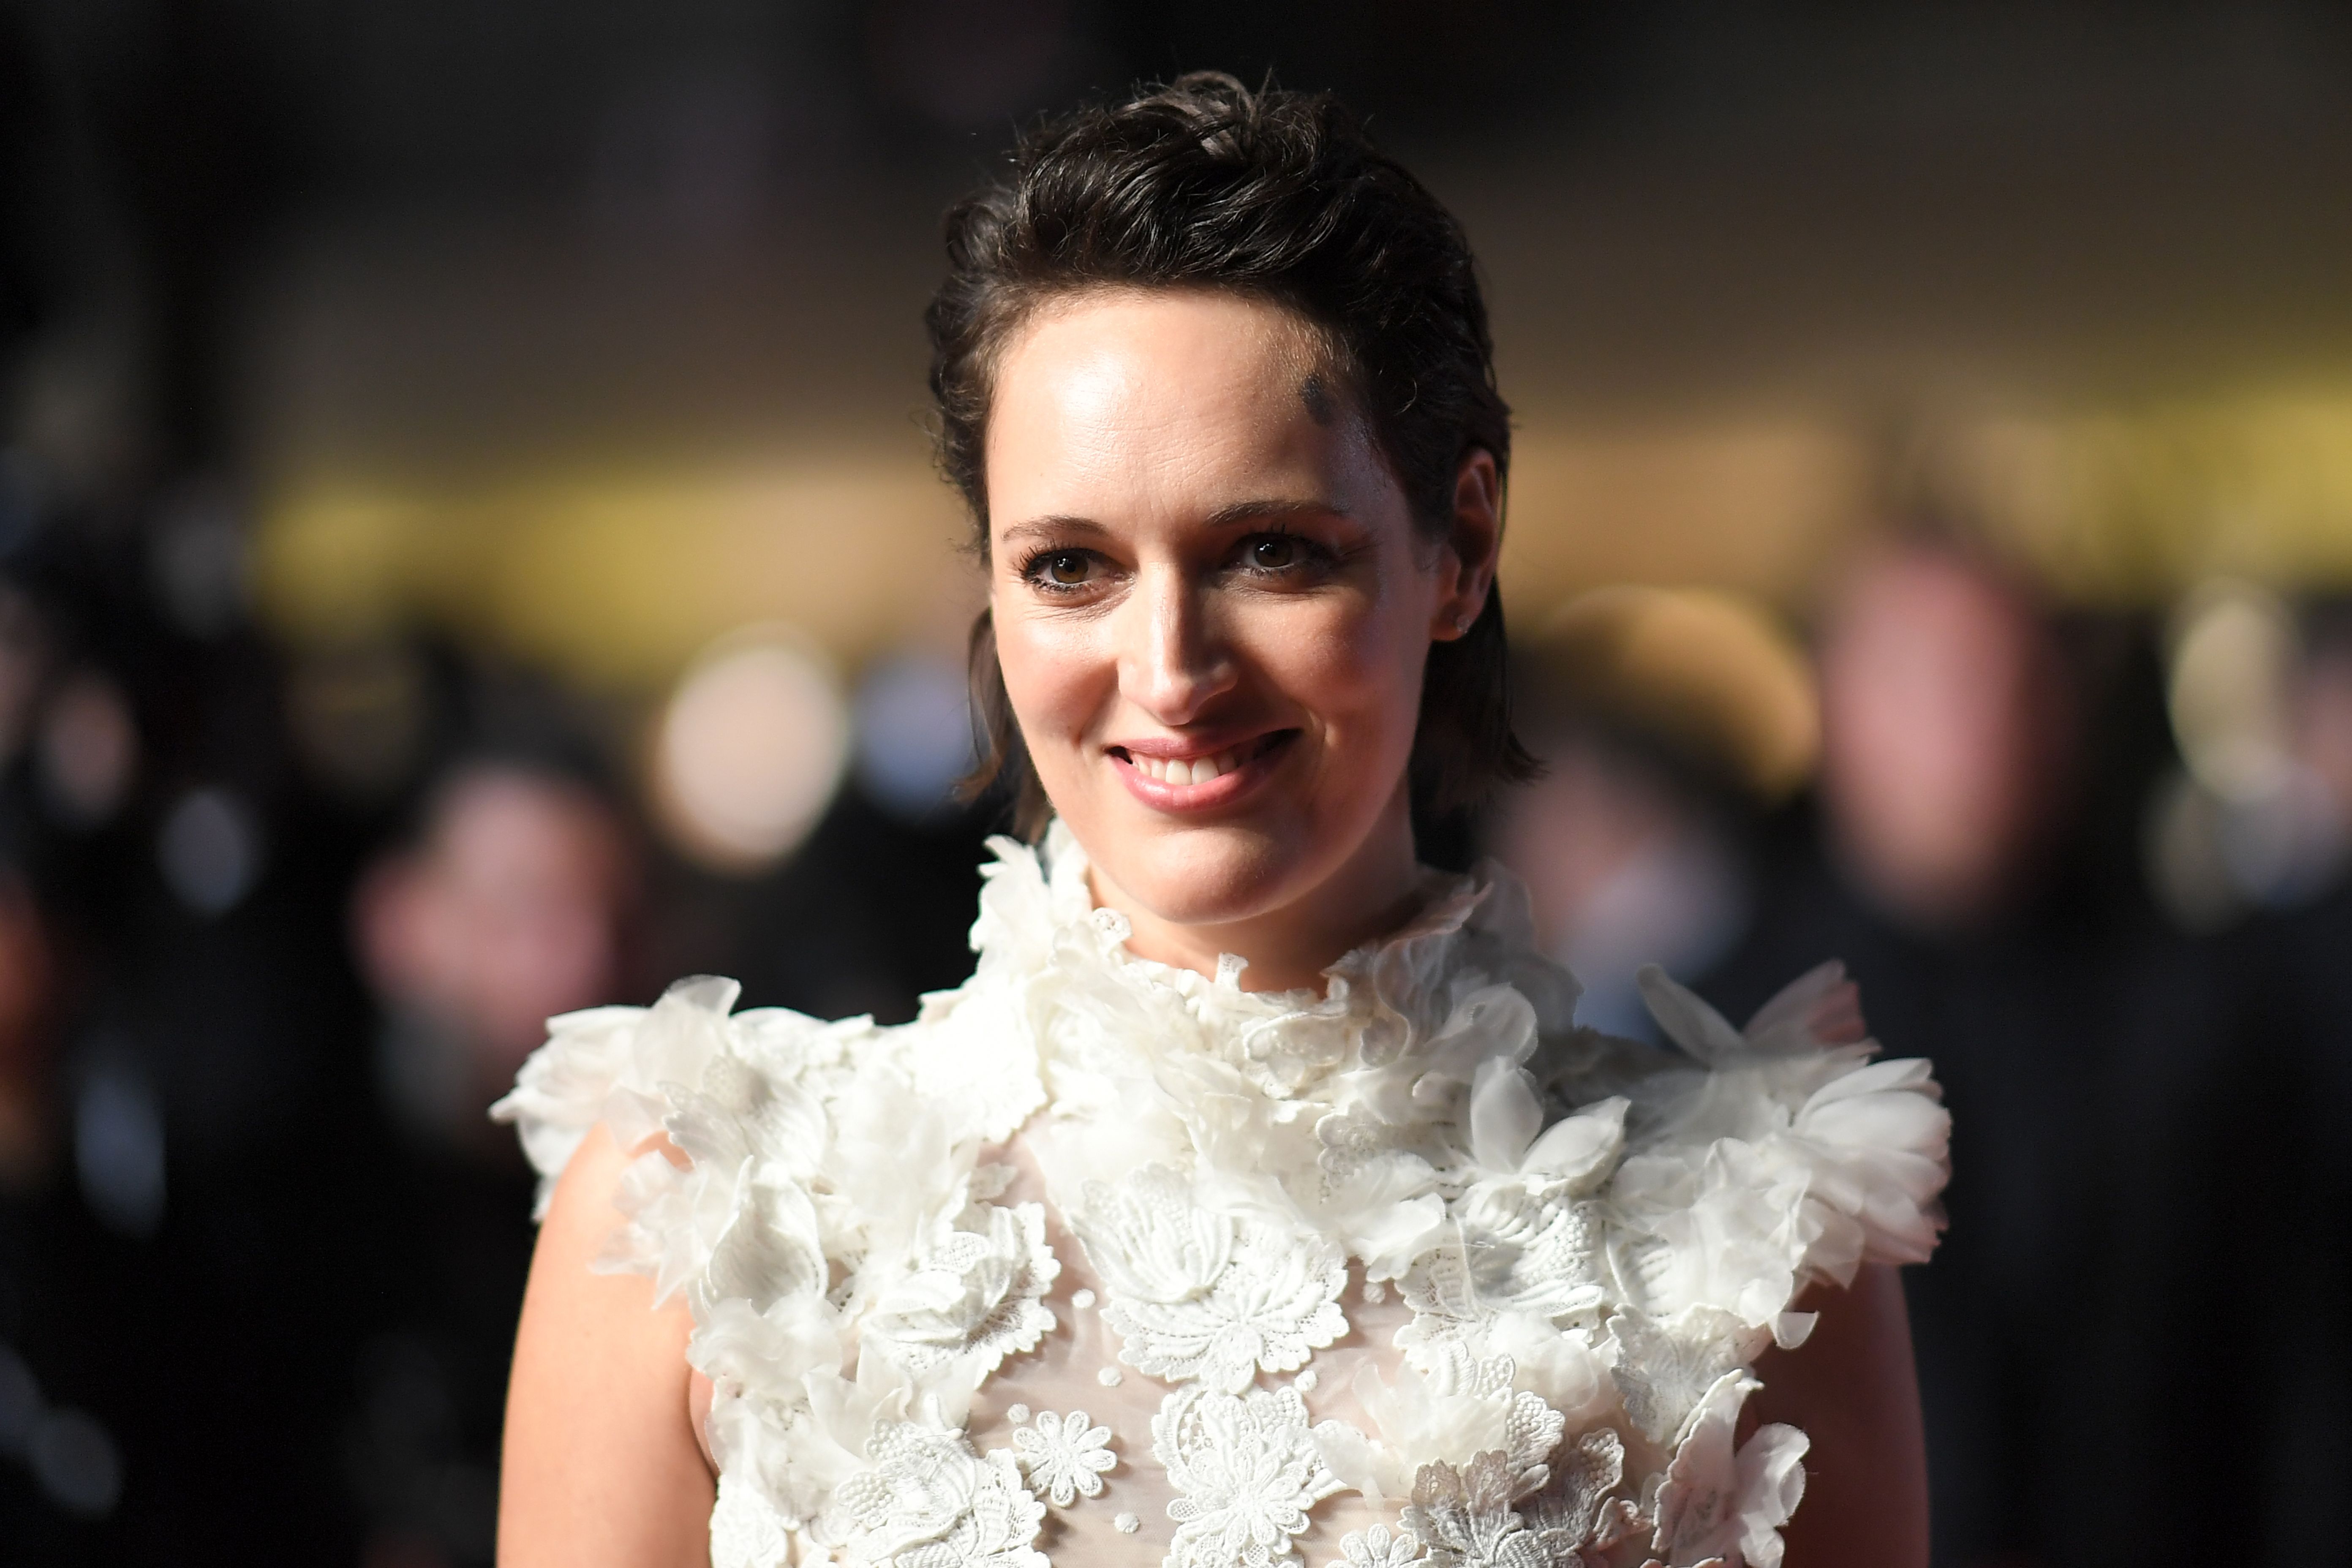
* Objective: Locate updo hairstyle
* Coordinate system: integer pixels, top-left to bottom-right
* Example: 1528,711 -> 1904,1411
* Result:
927,71 -> 1533,837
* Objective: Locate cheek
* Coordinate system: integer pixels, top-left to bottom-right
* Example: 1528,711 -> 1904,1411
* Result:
1252,590 -> 1429,742
991,596 -> 1113,748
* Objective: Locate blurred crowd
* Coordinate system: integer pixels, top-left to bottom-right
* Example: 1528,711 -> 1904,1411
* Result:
0,460 -> 2347,1568
8,5 -> 2352,1565
0,465 -> 1004,1564
1498,541 -> 2352,1568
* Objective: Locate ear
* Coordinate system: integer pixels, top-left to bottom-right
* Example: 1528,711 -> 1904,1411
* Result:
1429,448 -> 1503,642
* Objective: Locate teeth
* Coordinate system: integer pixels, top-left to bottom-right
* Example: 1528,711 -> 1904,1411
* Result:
1130,746 -> 1246,786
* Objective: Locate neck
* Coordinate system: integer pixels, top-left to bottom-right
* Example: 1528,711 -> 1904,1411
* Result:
1088,789 -> 1425,994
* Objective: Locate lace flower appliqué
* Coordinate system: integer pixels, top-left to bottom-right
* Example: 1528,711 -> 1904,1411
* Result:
1516,1428 -> 1630,1562
866,1203 -> 1060,1378
1604,1308 -> 1750,1448
1398,1450 -> 1543,1568
1322,1345 -> 1564,1505
1155,1385 -> 1344,1568
1011,1409 -> 1116,1507
1078,1166 -> 1347,1394
1337,1522 -> 1429,1568
817,1420 -> 1047,1568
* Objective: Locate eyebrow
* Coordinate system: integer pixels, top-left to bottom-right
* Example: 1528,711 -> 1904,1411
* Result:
998,498 -> 1346,549
996,516 -> 1112,552
1205,498 -> 1347,528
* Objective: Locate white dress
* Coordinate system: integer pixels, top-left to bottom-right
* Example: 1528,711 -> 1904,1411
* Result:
495,823 -> 1949,1568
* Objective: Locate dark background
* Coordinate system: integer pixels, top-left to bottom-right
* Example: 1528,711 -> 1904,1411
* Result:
5,5 -> 2352,1565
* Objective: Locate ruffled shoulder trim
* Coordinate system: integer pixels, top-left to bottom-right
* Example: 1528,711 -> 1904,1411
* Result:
491,976 -> 892,1219
1603,961 -> 1951,1309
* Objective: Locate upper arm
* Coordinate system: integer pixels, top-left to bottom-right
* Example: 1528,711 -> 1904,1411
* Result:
1746,1263 -> 1930,1568
499,1123 -> 714,1568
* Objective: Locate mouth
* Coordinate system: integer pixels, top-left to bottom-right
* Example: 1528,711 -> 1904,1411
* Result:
1106,731 -> 1296,810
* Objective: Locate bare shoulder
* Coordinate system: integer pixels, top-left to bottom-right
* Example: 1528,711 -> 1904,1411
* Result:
1747,1263 -> 1930,1568
499,1124 -> 714,1568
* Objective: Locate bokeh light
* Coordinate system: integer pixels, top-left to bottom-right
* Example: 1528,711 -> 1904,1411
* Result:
2167,579 -> 2298,803
156,787 -> 265,917
35,672 -> 137,829
852,649 -> 976,820
650,629 -> 847,873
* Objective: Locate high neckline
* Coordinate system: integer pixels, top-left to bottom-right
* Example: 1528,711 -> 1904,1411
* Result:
961,820 -> 1585,1121
1012,819 -> 1581,1025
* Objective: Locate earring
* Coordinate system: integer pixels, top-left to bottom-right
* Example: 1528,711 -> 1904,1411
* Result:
1452,612 -> 1473,633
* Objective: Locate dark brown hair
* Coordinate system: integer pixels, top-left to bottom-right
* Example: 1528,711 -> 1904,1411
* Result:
927,72 -> 1534,837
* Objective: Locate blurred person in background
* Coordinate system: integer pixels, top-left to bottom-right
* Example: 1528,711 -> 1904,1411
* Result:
2183,596 -> 2352,1562
1815,540 -> 2080,932
345,755 -> 645,1568
2292,603 -> 2352,836
357,762 -> 643,1160
1490,729 -> 1747,1040
1701,531 -> 2272,1566
313,649 -> 997,1566
1709,534 -> 2086,1568
1490,587 -> 1821,1041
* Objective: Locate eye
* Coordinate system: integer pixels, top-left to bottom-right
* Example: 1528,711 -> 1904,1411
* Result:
1246,535 -> 1301,571
1018,547 -> 1103,593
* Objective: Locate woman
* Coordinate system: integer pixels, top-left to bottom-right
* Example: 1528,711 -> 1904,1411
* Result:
495,75 -> 1946,1568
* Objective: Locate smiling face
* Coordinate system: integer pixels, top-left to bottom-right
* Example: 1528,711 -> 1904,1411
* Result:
984,289 -> 1494,986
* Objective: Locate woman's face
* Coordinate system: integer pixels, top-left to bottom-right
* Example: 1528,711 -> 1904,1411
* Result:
985,289 -> 1492,951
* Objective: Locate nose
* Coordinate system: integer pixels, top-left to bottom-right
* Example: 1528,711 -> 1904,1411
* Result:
1119,563 -> 1237,726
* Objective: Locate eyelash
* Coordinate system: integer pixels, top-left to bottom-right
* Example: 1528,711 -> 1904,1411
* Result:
1015,531 -> 1338,596
1236,528 -> 1339,577
1015,546 -> 1102,596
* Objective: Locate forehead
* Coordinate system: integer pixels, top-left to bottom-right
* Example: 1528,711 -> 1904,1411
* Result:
984,289 -> 1366,525
1838,553 -> 2029,647
437,772 -> 617,866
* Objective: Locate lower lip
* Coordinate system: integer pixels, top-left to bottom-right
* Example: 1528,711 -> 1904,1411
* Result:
1110,734 -> 1294,814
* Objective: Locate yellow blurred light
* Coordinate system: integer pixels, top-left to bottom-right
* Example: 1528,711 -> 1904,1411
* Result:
249,391 -> 2352,714
1500,421 -> 1871,611
1957,392 -> 2352,601
254,449 -> 975,690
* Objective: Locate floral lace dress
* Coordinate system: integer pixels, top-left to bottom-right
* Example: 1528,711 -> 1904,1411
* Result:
495,823 -> 1949,1568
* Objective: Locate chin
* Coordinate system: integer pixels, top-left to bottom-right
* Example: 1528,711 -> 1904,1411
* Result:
1086,809 -> 1319,928
1091,799 -> 1383,931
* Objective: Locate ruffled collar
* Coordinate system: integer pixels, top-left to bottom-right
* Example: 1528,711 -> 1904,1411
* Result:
972,819 -> 1581,1099
952,822 -> 1596,1276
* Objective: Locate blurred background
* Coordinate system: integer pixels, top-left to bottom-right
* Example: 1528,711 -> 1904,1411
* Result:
3,2 -> 2351,1563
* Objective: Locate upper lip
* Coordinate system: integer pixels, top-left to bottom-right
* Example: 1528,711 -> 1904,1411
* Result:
1107,730 -> 1286,762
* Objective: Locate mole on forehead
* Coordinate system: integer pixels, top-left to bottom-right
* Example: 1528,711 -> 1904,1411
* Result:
1298,371 -> 1336,426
